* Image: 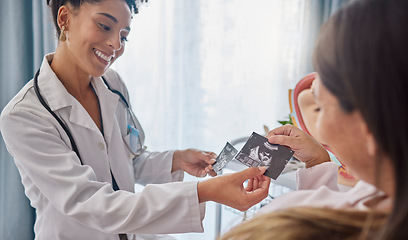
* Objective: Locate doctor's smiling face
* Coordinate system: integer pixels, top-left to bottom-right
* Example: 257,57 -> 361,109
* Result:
58,0 -> 132,77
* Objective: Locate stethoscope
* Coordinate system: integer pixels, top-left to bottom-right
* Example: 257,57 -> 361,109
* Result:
33,68 -> 146,165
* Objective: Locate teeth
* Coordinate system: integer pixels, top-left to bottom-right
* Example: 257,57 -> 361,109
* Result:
94,49 -> 112,62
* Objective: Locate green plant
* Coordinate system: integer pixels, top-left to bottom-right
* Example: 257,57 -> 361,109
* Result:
277,114 -> 293,125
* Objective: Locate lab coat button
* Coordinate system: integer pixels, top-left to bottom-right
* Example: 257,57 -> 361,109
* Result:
98,142 -> 105,150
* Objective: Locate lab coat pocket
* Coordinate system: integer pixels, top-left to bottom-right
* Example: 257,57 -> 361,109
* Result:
123,133 -> 136,160
123,125 -> 140,159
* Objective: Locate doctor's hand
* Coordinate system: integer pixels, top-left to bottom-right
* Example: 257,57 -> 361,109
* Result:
197,167 -> 271,211
172,149 -> 217,177
267,125 -> 330,168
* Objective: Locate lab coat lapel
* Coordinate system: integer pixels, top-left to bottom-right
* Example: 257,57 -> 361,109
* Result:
38,54 -> 108,134
92,76 -> 135,192
91,76 -> 119,147
38,55 -> 73,112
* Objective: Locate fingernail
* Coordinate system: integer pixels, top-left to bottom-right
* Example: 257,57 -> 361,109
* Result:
258,166 -> 266,171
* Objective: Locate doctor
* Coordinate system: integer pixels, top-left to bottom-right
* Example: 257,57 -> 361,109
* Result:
0,0 -> 271,239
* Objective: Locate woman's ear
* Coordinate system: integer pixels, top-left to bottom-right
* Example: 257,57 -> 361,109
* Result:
57,5 -> 71,30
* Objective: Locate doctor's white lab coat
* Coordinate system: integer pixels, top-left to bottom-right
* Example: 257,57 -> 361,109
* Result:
0,54 -> 205,240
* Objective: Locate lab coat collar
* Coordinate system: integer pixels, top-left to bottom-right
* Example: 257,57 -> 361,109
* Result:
38,54 -> 74,112
38,54 -> 97,133
38,53 -> 119,142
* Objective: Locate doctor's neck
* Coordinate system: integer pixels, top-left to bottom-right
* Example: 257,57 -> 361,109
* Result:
51,45 -> 97,100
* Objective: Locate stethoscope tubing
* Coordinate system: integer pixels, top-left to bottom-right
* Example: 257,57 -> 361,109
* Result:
34,68 -> 83,164
33,68 -> 134,164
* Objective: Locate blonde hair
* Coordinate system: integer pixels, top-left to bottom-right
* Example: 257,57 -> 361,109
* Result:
218,207 -> 387,240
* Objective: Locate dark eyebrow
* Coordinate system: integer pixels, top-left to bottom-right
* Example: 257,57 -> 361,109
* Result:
97,12 -> 117,22
97,13 -> 131,31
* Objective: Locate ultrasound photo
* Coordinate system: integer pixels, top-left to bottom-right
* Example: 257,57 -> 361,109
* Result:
235,132 -> 295,179
212,142 -> 239,172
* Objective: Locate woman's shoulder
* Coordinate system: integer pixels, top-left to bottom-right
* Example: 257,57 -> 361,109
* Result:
0,80 -> 37,117
0,80 -> 56,139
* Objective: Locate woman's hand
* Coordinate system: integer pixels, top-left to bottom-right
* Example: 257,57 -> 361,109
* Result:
172,149 -> 217,177
197,167 -> 271,211
267,125 -> 330,168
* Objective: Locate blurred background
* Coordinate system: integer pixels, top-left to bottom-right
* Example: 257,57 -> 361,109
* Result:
0,0 -> 348,239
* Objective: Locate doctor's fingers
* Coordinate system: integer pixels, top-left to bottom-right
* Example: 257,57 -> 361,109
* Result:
251,177 -> 260,190
199,151 -> 217,164
207,169 -> 217,177
235,167 -> 266,183
204,164 -> 217,177
245,178 -> 254,191
257,175 -> 271,189
241,184 -> 271,210
204,151 -> 217,160
245,175 -> 269,191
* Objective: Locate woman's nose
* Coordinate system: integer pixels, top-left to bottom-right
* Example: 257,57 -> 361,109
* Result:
107,34 -> 123,51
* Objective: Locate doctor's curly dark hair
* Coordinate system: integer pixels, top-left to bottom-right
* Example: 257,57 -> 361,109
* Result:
46,0 -> 148,36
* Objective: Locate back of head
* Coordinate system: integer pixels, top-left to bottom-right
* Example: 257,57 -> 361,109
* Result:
218,207 -> 386,240
313,0 -> 408,238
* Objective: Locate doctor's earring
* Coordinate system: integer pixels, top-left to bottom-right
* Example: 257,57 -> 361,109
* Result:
60,26 -> 67,42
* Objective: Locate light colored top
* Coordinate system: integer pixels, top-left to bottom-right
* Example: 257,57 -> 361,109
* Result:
257,162 -> 380,214
0,54 -> 205,240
